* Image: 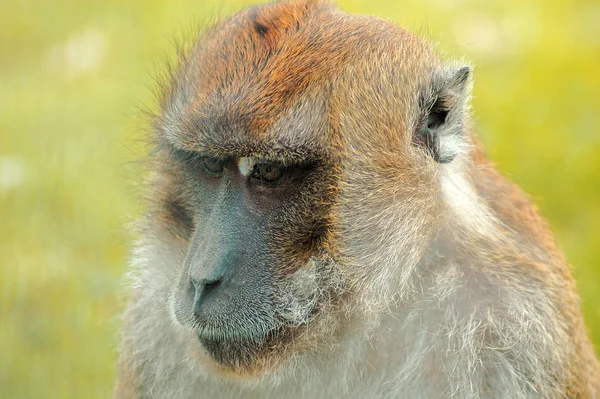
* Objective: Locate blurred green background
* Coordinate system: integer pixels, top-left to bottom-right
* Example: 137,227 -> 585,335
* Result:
1,0 -> 599,397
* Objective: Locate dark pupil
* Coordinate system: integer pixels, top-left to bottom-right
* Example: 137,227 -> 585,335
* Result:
427,104 -> 448,130
254,164 -> 282,182
201,158 -> 223,175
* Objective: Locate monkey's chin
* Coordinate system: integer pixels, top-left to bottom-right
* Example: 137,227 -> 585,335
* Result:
195,326 -> 285,376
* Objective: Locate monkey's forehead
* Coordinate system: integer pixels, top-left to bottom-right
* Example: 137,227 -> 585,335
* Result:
161,0 -> 438,153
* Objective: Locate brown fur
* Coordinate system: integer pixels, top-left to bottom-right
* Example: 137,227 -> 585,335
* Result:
115,1 -> 600,397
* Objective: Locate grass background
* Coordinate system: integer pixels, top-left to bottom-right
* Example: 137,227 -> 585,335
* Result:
1,0 -> 599,397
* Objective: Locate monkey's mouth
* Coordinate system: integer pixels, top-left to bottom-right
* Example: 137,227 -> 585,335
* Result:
196,324 -> 287,370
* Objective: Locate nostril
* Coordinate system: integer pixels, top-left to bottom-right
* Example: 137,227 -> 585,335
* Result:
191,278 -> 221,295
192,277 -> 223,320
203,279 -> 221,293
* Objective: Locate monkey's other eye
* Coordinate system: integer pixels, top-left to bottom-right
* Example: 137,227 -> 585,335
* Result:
251,163 -> 283,184
201,157 -> 225,177
427,101 -> 449,130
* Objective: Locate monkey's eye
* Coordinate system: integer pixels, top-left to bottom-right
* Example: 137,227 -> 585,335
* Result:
427,100 -> 449,130
201,157 -> 224,177
251,163 -> 283,184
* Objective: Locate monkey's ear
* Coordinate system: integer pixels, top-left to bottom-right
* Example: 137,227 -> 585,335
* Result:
416,66 -> 471,163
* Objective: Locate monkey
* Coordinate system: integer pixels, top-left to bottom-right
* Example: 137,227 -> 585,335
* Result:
114,1 -> 600,398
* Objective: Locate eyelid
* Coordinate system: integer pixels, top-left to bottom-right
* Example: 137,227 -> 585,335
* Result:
238,157 -> 257,177
201,157 -> 225,176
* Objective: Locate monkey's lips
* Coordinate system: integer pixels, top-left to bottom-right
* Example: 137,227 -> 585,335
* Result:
195,324 -> 286,369
196,324 -> 275,343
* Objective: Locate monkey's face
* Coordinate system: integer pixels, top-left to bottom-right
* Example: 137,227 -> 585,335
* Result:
166,130 -> 340,374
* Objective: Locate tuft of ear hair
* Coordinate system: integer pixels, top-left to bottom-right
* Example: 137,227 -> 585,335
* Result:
417,66 -> 471,163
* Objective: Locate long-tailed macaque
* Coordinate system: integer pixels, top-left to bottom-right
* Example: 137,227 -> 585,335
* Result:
114,1 -> 600,397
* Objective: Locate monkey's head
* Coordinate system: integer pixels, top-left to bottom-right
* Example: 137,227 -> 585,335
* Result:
147,0 -> 472,379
